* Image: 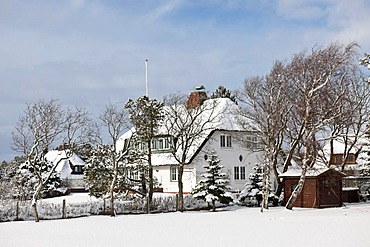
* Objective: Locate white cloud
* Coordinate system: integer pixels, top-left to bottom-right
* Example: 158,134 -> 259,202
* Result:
68,0 -> 86,10
145,0 -> 184,21
276,0 -> 331,20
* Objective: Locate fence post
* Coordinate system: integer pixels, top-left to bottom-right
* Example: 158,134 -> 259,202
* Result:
62,199 -> 66,219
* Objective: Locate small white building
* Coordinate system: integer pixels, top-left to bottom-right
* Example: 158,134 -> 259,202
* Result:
46,149 -> 86,192
118,91 -> 264,193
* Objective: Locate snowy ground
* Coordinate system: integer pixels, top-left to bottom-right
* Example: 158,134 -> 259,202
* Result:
0,193 -> 370,247
1,198 -> 370,247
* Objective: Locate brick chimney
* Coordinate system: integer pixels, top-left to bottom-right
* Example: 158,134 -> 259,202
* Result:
187,91 -> 208,109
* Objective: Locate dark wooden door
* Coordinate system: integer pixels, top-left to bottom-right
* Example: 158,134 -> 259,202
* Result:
319,177 -> 341,207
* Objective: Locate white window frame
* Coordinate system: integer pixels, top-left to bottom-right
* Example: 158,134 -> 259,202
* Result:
240,166 -> 246,180
220,135 -> 232,148
234,166 -> 246,180
164,138 -> 170,149
220,135 -> 226,147
170,166 -> 178,182
152,137 -> 172,151
246,135 -> 259,149
234,166 -> 240,180
226,135 -> 232,147
127,168 -> 139,180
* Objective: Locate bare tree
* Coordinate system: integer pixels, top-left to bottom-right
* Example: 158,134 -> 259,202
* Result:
163,93 -> 221,211
12,99 -> 96,222
239,61 -> 293,211
99,102 -> 130,216
239,42 -> 364,210
321,71 -> 370,171
284,43 -> 360,209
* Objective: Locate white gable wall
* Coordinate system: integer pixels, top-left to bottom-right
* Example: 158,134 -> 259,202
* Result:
194,130 -> 263,192
153,130 -> 263,193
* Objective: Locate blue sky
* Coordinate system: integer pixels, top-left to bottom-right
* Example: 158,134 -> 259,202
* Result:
1,0 -> 370,161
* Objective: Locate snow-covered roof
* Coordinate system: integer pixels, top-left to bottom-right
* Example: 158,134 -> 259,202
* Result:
322,139 -> 359,155
279,163 -> 345,178
45,150 -> 85,179
117,97 -> 252,166
279,167 -> 329,178
116,127 -> 134,152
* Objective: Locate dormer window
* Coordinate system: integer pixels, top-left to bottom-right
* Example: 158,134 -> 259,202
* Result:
332,154 -> 356,165
71,164 -> 84,175
151,136 -> 173,152
246,135 -> 259,149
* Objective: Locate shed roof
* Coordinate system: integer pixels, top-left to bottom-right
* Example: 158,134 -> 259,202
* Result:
279,166 -> 345,178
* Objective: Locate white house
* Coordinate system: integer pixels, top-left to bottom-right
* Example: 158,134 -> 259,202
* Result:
45,149 -> 86,192
118,91 -> 264,193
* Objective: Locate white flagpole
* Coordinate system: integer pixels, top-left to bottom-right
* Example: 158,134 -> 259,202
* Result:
145,59 -> 149,97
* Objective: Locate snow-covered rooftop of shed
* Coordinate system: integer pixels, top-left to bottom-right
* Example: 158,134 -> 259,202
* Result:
279,166 -> 330,177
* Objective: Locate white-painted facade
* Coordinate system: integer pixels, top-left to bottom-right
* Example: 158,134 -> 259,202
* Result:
145,130 -> 263,193
118,96 -> 264,193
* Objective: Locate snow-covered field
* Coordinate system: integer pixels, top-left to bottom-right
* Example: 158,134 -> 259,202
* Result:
1,200 -> 370,247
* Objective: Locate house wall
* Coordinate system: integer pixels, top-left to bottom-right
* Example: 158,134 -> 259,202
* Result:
153,130 -> 264,193
154,165 -> 196,193
193,130 -> 263,192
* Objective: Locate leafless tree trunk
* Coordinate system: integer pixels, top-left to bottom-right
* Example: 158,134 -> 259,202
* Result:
99,102 -> 130,217
261,145 -> 270,212
239,61 -> 291,203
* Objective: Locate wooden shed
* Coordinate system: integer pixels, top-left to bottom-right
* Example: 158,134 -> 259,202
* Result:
280,168 -> 345,208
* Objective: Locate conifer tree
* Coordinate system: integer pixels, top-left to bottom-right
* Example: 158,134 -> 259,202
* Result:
211,85 -> 237,104
238,163 -> 264,206
125,96 -> 164,212
191,153 -> 233,211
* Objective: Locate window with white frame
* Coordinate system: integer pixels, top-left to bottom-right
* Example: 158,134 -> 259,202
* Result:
127,168 -> 139,180
170,166 -> 178,181
136,142 -> 146,152
234,166 -> 246,180
246,135 -> 259,149
164,138 -> 171,149
240,166 -> 246,180
220,135 -> 232,148
234,166 -> 240,180
152,136 -> 172,151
